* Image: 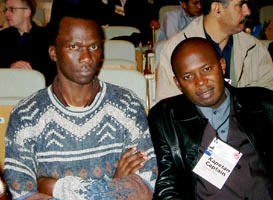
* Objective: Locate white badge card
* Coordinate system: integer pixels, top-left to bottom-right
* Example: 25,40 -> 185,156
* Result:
115,5 -> 125,16
193,137 -> 242,189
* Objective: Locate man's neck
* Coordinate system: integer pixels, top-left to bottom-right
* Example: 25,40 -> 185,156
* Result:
17,20 -> 32,35
203,16 -> 230,50
52,77 -> 100,108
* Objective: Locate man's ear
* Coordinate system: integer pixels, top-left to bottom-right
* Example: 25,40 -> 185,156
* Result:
173,76 -> 183,92
48,45 -> 57,62
219,57 -> 226,76
211,2 -> 221,16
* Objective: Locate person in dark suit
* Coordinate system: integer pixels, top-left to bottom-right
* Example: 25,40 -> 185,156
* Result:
103,0 -> 154,45
0,0 -> 56,86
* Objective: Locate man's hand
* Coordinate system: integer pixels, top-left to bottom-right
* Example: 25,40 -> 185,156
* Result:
10,61 -> 32,69
37,177 -> 57,196
23,192 -> 52,200
113,147 -> 148,179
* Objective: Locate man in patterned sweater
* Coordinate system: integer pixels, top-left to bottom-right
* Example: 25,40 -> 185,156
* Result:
4,11 -> 157,200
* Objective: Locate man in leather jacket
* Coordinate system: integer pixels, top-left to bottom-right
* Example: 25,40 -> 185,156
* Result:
148,37 -> 273,199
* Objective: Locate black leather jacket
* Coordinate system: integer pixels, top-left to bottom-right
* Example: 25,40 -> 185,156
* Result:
148,85 -> 273,199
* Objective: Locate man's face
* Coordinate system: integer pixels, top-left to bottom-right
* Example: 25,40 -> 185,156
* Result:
50,17 -> 103,86
218,0 -> 251,34
173,43 -> 226,109
183,0 -> 202,17
4,0 -> 29,28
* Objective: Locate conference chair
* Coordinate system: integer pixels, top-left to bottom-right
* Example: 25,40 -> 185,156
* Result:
144,40 -> 167,108
103,40 -> 137,70
0,69 -> 46,170
158,5 -> 181,24
36,1 -> 53,26
102,25 -> 141,40
155,5 -> 181,42
0,68 -> 46,99
98,68 -> 150,112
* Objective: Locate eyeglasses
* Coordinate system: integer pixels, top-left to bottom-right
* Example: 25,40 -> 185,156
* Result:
2,7 -> 28,13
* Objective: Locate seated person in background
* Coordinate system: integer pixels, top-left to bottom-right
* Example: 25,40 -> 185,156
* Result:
49,0 -> 151,46
155,0 -> 273,103
103,0 -> 154,45
4,11 -> 157,200
148,37 -> 273,199
0,0 -> 56,86
157,0 -> 202,42
49,0 -> 109,26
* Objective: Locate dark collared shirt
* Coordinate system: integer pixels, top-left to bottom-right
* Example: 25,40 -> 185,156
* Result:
196,94 -> 273,199
205,31 -> 233,79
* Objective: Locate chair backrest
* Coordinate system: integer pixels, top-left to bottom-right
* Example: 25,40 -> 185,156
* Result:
103,40 -> 137,69
0,68 -> 46,98
98,68 -> 147,109
102,25 -> 141,40
0,98 -> 19,170
260,5 -> 273,29
36,1 -> 53,26
155,5 -> 181,42
102,59 -> 137,70
0,69 -> 46,170
158,5 -> 181,24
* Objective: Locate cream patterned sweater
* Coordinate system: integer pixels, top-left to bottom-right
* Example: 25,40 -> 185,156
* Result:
4,81 -> 157,200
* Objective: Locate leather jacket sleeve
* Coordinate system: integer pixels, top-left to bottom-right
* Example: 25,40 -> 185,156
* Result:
148,97 -> 201,200
148,103 -> 184,200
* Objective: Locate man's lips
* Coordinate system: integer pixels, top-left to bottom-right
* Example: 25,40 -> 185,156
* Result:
196,88 -> 214,99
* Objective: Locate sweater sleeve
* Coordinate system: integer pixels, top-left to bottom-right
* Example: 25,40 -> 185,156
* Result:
53,174 -> 152,199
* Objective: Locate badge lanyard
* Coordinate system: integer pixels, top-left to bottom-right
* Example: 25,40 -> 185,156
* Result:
215,114 -> 230,141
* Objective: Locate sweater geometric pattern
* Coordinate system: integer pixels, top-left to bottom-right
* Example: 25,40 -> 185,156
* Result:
4,81 -> 157,199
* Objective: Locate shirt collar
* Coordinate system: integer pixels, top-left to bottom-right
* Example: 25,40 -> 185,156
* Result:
197,88 -> 230,123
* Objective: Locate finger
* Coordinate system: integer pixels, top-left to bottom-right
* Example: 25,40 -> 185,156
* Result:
20,61 -> 32,69
24,192 -> 52,200
117,147 -> 137,168
123,151 -> 148,174
117,151 -> 148,176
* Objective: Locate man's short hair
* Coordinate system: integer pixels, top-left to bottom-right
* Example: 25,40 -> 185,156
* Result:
200,0 -> 229,15
46,11 -> 105,46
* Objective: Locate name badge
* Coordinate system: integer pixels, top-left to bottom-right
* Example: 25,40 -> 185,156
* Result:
224,78 -> 232,85
193,137 -> 242,189
115,5 -> 125,16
